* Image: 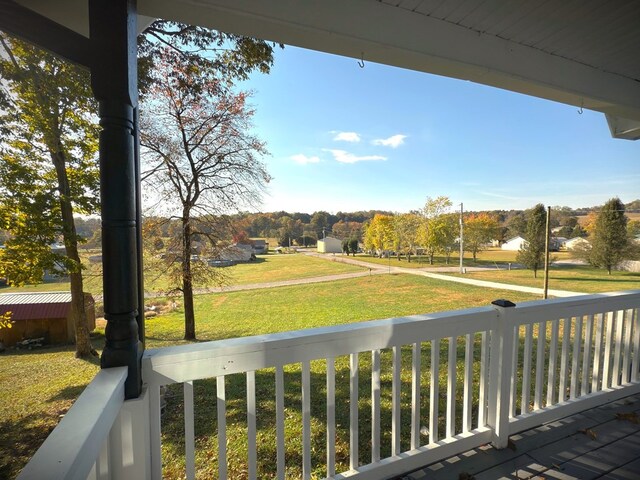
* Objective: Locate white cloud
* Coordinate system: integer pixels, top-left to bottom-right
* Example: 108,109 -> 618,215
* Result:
324,149 -> 387,164
372,134 -> 407,148
332,131 -> 361,143
291,154 -> 320,165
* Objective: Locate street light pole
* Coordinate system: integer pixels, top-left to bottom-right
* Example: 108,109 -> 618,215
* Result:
459,202 -> 464,274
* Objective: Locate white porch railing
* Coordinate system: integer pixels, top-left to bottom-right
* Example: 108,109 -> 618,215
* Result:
18,290 -> 640,480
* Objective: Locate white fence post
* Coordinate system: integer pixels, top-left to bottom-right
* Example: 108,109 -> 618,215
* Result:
488,299 -> 516,449
109,386 -> 151,480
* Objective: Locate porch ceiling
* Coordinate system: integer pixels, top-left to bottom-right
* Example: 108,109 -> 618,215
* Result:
14,0 -> 640,139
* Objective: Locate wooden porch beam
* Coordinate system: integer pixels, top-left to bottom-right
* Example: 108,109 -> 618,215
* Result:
0,0 -> 91,68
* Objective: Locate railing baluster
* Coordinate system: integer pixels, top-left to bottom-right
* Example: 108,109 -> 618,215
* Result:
184,381 -> 195,480
302,361 -> 311,479
547,319 -> 559,405
558,318 -> 570,403
246,371 -> 257,480
446,337 -> 456,438
429,339 -> 440,443
592,313 -> 604,392
613,310 -> 624,386
622,310 -> 633,384
478,332 -> 489,427
350,353 -> 359,470
326,358 -> 336,477
150,383 -> 162,479
570,316 -> 583,399
276,366 -> 285,480
632,309 -> 640,383
392,346 -> 401,455
411,343 -> 421,449
463,334 -> 473,432
603,312 -> 614,389
534,321 -> 545,410
521,324 -> 533,414
217,376 -> 227,480
371,350 -> 381,463
581,315 -> 594,396
509,328 -> 518,417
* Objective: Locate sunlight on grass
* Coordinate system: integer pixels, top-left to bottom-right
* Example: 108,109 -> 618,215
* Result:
447,265 -> 640,293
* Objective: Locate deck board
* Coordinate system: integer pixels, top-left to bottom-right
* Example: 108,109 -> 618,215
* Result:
399,394 -> 640,480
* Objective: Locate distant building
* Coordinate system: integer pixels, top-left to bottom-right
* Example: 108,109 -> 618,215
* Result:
0,291 -> 95,347
317,236 -> 342,254
501,236 -> 527,251
565,237 -> 590,251
218,243 -> 254,263
251,239 -> 268,254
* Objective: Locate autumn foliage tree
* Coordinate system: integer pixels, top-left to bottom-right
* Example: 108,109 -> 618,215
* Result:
464,213 -> 499,261
141,50 -> 270,340
0,35 -> 99,357
363,214 -> 394,256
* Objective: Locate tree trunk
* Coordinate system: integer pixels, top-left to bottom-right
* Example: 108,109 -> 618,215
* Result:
182,214 -> 196,340
50,149 -> 94,357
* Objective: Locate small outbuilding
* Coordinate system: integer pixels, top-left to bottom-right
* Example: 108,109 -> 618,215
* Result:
218,243 -> 254,263
501,236 -> 527,251
0,291 -> 96,347
317,236 -> 342,254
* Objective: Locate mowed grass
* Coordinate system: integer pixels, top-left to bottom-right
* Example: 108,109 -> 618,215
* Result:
447,264 -> 640,293
1,252 -> 363,296
351,248 -> 571,269
225,253 -> 363,286
0,343 -> 102,479
143,275 -> 537,479
144,274 -> 536,348
1,274 -> 537,479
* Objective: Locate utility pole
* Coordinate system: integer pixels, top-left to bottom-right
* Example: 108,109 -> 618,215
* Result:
459,203 -> 464,274
543,206 -> 551,299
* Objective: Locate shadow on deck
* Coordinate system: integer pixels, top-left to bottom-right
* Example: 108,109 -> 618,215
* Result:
401,394 -> 640,480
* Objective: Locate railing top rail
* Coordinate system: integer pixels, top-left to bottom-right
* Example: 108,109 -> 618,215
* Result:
18,366 -> 127,480
511,290 -> 640,324
143,306 -> 497,385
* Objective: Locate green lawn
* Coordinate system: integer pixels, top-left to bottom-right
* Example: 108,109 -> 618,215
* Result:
225,253 -> 363,286
446,264 -> 640,294
1,252 -> 363,296
0,274 -> 539,479
0,342 -> 102,479
352,248 -> 572,269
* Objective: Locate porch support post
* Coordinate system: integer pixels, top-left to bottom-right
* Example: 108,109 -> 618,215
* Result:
89,0 -> 143,399
488,299 -> 516,449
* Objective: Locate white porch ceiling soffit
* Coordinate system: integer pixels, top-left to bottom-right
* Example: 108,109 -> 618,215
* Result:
15,0 -> 640,140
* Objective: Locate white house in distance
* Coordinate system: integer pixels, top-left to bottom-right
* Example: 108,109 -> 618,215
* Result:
317,236 -> 342,254
565,237 -> 590,251
501,236 -> 527,251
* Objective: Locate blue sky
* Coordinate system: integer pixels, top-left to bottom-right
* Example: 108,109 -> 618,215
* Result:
241,46 -> 639,214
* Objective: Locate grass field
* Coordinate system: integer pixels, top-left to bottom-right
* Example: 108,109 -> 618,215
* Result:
447,264 -> 640,294
1,252 -> 364,296
0,274 -> 538,479
351,248 -> 571,269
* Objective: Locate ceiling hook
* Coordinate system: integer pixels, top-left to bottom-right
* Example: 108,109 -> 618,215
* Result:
578,100 -> 583,115
357,52 -> 365,69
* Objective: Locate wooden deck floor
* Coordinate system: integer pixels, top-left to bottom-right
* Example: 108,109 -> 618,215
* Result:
399,394 -> 640,480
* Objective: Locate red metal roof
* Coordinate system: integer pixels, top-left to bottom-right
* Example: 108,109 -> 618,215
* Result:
0,292 -> 72,321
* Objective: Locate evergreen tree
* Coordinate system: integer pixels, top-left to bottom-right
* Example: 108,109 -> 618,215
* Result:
516,204 -> 547,278
588,198 -> 631,274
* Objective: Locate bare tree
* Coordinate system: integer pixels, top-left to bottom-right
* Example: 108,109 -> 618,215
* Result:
140,51 -> 270,340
